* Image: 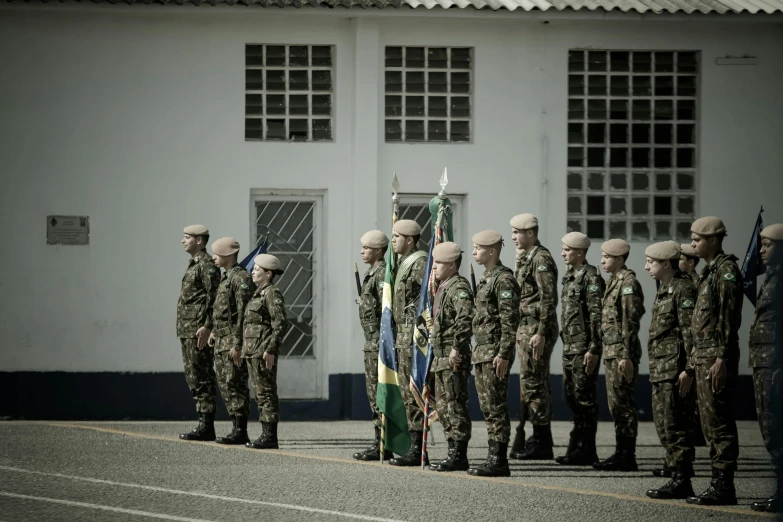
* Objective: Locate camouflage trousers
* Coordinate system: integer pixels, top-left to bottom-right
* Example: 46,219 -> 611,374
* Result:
363,349 -> 381,428
474,356 -> 514,443
652,379 -> 695,469
247,356 -> 279,423
695,359 -> 739,470
517,331 -> 554,427
434,359 -> 472,443
753,367 -> 783,471
562,351 -> 599,429
604,358 -> 639,438
179,338 -> 217,414
396,330 -> 424,432
213,336 -> 250,417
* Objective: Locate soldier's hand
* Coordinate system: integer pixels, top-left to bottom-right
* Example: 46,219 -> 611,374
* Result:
449,349 -> 462,371
207,332 -> 216,347
196,327 -> 211,349
229,348 -> 242,367
263,351 -> 276,370
709,357 -> 727,393
584,352 -> 599,375
493,356 -> 509,378
619,359 -> 634,383
531,334 -> 545,361
677,371 -> 693,397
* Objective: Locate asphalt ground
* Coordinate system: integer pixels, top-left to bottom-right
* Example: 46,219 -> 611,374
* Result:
0,420 -> 777,521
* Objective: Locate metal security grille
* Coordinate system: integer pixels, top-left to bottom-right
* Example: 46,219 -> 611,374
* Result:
566,50 -> 699,241
384,47 -> 473,143
254,199 -> 318,358
245,44 -> 334,142
398,195 -> 463,251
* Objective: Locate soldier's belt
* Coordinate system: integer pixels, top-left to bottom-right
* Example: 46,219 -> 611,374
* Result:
213,325 -> 236,337
433,345 -> 469,358
518,316 -> 539,326
396,324 -> 415,333
560,331 -> 587,343
474,334 -> 498,345
364,331 -> 380,341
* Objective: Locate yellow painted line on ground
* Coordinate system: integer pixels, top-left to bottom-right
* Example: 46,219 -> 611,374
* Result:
35,422 -> 776,518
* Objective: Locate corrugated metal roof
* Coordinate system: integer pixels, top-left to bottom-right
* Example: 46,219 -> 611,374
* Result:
8,0 -> 783,13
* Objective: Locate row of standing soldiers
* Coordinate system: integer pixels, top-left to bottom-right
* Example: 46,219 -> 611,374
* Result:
355,215 -> 782,512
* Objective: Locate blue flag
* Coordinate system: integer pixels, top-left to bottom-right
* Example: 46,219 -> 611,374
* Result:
741,207 -> 765,306
240,236 -> 268,274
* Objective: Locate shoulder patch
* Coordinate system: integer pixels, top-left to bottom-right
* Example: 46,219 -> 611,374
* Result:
274,297 -> 283,304
457,290 -> 470,299
537,265 -> 548,272
682,298 -> 695,309
499,289 -> 514,299
588,284 -> 600,293
240,283 -> 250,290
622,287 -> 633,295
723,272 -> 736,282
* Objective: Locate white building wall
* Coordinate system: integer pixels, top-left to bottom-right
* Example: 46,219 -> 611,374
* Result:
1,7 -> 781,387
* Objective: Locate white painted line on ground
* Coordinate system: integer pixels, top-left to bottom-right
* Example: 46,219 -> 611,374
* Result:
0,465 -> 406,522
0,491 -> 215,522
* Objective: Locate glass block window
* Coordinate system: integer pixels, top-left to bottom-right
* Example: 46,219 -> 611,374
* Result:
384,47 -> 473,143
245,45 -> 334,142
566,50 -> 699,241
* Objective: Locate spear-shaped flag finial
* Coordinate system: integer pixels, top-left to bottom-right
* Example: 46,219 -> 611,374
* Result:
392,172 -> 400,197
438,167 -> 448,198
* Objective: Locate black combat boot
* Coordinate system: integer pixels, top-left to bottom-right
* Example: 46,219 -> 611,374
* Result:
560,420 -> 598,466
353,427 -> 392,461
556,423 -> 581,465
652,462 -> 672,478
686,468 -> 738,506
509,423 -> 527,460
468,440 -> 511,477
647,462 -> 695,499
515,424 -> 554,460
436,440 -> 470,472
594,436 -> 638,471
429,439 -> 455,471
389,431 -> 428,466
179,412 -> 216,441
216,415 -> 250,445
751,473 -> 779,512
246,421 -> 279,449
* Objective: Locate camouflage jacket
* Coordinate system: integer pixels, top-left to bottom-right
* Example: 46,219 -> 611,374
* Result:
210,265 -> 255,352
392,251 -> 427,332
176,250 -> 220,338
648,272 -> 697,383
358,261 -> 386,351
690,252 -> 743,363
560,264 -> 605,356
431,275 -> 475,372
515,242 -> 559,339
601,268 -> 645,362
685,271 -> 700,285
472,263 -> 520,364
242,281 -> 289,358
749,264 -> 781,368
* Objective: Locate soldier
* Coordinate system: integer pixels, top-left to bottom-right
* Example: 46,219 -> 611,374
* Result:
643,241 -> 698,499
244,253 -> 289,450
557,232 -> 605,466
686,216 -> 743,506
508,213 -> 559,461
387,219 -> 428,467
353,230 -> 392,461
467,230 -> 520,477
208,237 -> 255,445
178,225 -> 220,441
594,239 -> 645,472
426,242 -> 475,472
679,243 -> 701,284
750,224 -> 783,513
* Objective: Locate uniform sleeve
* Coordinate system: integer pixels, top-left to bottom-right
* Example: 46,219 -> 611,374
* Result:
619,278 -> 645,360
534,254 -> 558,336
263,288 -> 290,356
232,274 -> 255,352
201,261 -> 220,330
452,283 -> 475,349
586,272 -> 605,355
412,256 -> 427,285
678,283 -> 697,374
496,274 -> 521,360
716,263 -> 743,360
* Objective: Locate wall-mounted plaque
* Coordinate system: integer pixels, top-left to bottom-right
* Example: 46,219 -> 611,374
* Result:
47,215 -> 90,245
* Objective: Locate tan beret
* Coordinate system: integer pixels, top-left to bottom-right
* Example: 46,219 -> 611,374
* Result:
361,230 -> 389,249
433,242 -> 462,263
680,243 -> 698,257
691,216 -> 726,237
254,253 -> 284,274
761,224 -> 783,242
212,237 -> 240,256
645,241 -> 681,261
601,239 -> 630,257
562,232 -> 590,250
184,224 -> 209,236
510,213 -> 538,230
472,230 -> 503,247
393,219 -> 422,237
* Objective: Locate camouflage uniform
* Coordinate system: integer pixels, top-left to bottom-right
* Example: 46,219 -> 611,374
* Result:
392,251 -> 428,431
358,261 -> 386,428
749,264 -> 782,471
649,272 -> 697,470
515,242 -> 559,427
210,265 -> 254,417
472,263 -> 520,443
601,268 -> 645,439
690,253 -> 743,471
431,275 -> 475,443
177,250 -> 219,414
243,281 -> 289,423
